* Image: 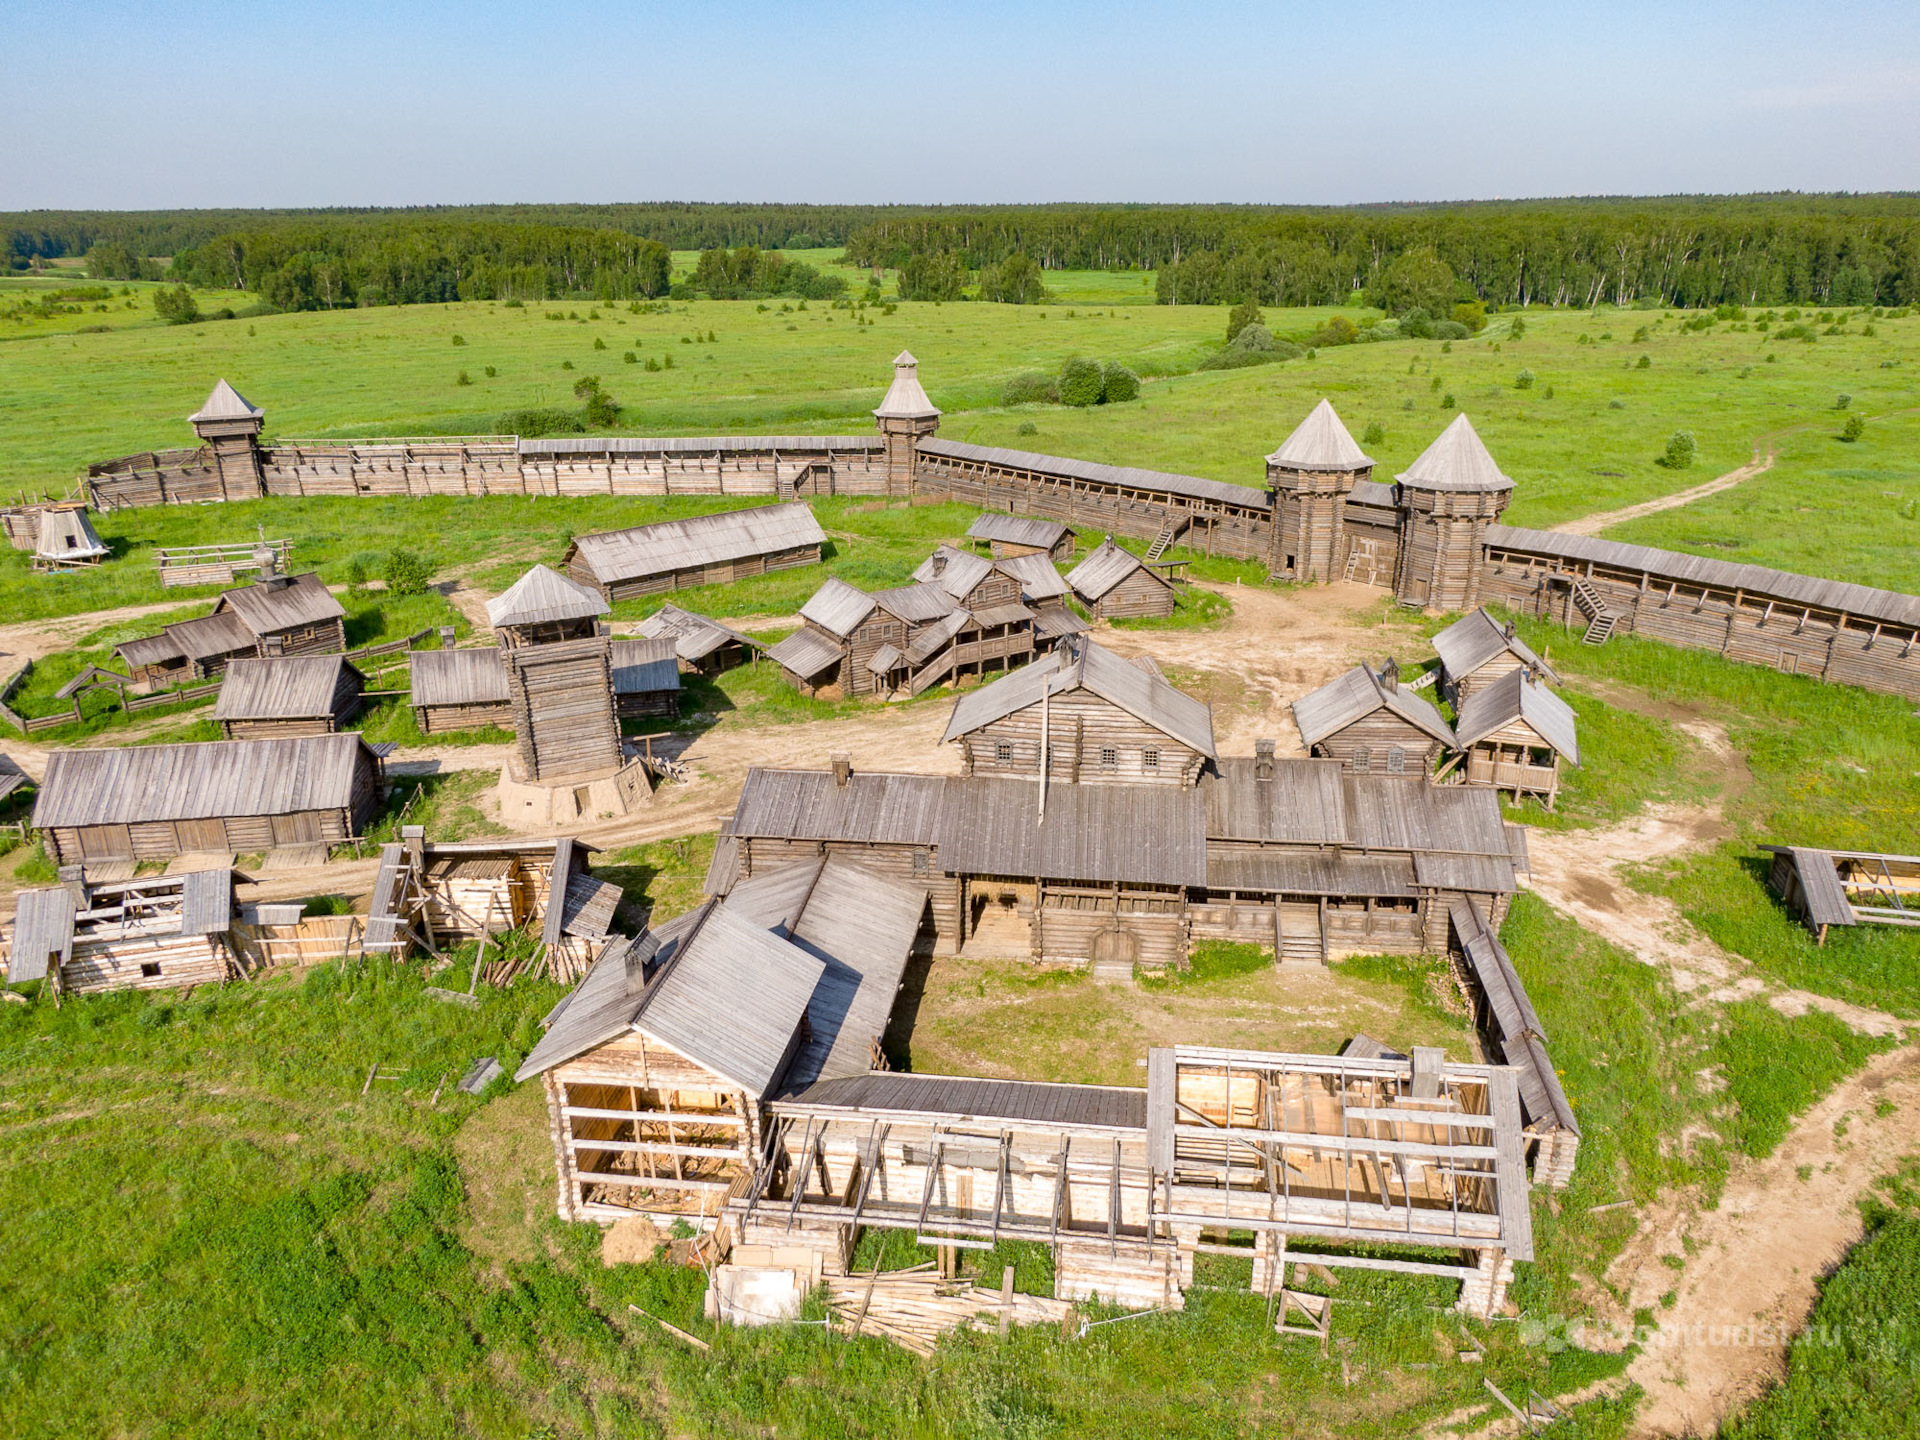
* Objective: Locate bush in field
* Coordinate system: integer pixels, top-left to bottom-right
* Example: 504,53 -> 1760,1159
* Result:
153,285 -> 200,324
573,375 -> 620,427
1661,431 -> 1696,469
1361,421 -> 1385,446
1058,357 -> 1104,407
1003,372 -> 1059,406
1452,300 -> 1487,333
1100,363 -> 1140,403
1841,414 -> 1865,442
500,406 -> 586,436
1432,320 -> 1470,340
1508,314 -> 1527,339
978,252 -> 1052,304
1224,299 -> 1264,345
1515,369 -> 1536,389
1398,306 -> 1435,339
1231,323 -> 1276,352
1307,315 -> 1358,347
383,548 -> 434,596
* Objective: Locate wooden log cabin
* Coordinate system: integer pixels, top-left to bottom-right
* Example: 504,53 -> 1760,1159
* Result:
212,654 -> 366,739
1451,668 -> 1579,807
768,575 -> 1032,700
942,635 -> 1216,787
610,638 -> 683,719
31,506 -> 109,572
31,733 -> 383,866
4,868 -> 241,996
1292,661 -> 1457,775
1761,844 -> 1920,945
487,565 -> 623,782
635,604 -> 763,674
964,512 -> 1076,562
515,854 -> 929,1222
730,1043 -> 1535,1314
1066,537 -> 1178,619
563,502 -> 826,602
114,571 -> 348,688
1431,606 -> 1561,704
408,647 -> 513,733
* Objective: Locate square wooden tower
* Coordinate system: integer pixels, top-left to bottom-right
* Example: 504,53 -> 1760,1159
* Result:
187,379 -> 267,501
872,351 -> 940,496
1264,400 -> 1375,583
487,566 -> 623,782
1391,415 -> 1514,611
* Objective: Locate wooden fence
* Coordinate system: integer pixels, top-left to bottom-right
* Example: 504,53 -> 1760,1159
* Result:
155,538 -> 293,589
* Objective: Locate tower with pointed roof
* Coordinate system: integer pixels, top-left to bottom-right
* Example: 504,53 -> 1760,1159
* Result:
188,379 -> 267,500
1391,414 -> 1514,611
872,351 -> 940,497
1264,399 -> 1374,583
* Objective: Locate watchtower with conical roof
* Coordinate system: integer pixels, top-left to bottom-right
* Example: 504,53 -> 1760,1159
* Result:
1391,414 -> 1514,611
872,351 -> 940,496
485,565 -> 622,782
188,379 -> 267,501
1264,399 -> 1374,582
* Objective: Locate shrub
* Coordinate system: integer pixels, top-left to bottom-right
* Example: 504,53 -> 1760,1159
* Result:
1058,357 -> 1104,407
1361,421 -> 1385,446
1661,431 -> 1696,468
1543,385 -> 1555,399
451,334 -> 466,346
1224,299 -> 1263,345
1016,421 -> 1038,436
1366,246 -> 1459,317
1835,393 -> 1852,409
1508,314 -> 1527,339
1100,363 -> 1140,403
1307,315 -> 1358,347
345,557 -> 369,591
1432,320 -> 1470,340
153,285 -> 199,324
383,548 -> 434,596
1398,306 -> 1435,339
455,371 -> 471,386
622,350 -> 637,363
1609,398 -> 1625,409
1197,339 -> 1304,370
1452,300 -> 1487,333
1003,372 -> 1058,406
574,375 -> 620,427
593,337 -> 606,350
1440,392 -> 1456,409
1515,369 -> 1536,389
1841,414 -> 1865,442
1636,354 -> 1652,369
1231,323 -> 1275,352
499,406 -> 585,437
483,365 -> 496,378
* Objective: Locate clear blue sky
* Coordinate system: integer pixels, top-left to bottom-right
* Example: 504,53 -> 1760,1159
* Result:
3,0 -> 1917,209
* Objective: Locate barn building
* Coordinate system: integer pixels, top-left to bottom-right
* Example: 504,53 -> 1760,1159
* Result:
487,566 -> 623,782
609,638 -> 683,720
965,512 -> 1075,562
1431,606 -> 1561,704
5,869 -> 240,996
1264,399 -> 1375,583
1066,537 -> 1178,619
212,654 -> 366,739
563,503 -> 826,602
1292,661 -> 1457,775
635,604 -> 762,674
409,648 -> 513,734
1452,669 -> 1580,807
32,733 -> 384,865
115,571 -> 348,687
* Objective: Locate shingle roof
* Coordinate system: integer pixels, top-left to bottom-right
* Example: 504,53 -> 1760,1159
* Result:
1266,399 -> 1373,471
965,514 -> 1071,550
161,610 -> 260,663
188,378 -> 262,423
609,638 -> 682,696
935,777 -> 1209,887
765,627 -> 845,680
871,582 -> 958,626
872,350 -> 940,420
798,576 -> 877,638
731,768 -> 946,846
993,552 -> 1069,602
215,572 -> 345,637
33,508 -> 108,561
1396,413 -> 1514,493
213,655 -> 361,721
1291,664 -> 1458,749
565,504 -> 825,586
1454,668 -> 1580,763
635,604 -> 762,662
32,734 -> 375,829
911,545 -> 995,601
778,1071 -> 1147,1131
485,564 -> 610,630
7,887 -> 75,983
942,637 -> 1216,757
409,647 -> 510,707
1431,607 -> 1560,685
1067,537 -> 1169,603
904,609 -> 970,665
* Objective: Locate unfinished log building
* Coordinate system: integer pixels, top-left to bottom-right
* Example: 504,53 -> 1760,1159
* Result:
4,869 -> 240,996
115,571 -> 348,688
563,503 -> 826,602
212,654 -> 366,739
1065,537 -> 1179,619
1292,662 -> 1458,775
487,566 -> 623,782
31,733 -> 383,865
79,371 -> 1920,701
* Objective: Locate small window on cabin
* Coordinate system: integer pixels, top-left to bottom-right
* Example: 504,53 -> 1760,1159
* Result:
995,740 -> 1014,764
1143,747 -> 1160,772
1284,554 -> 1296,571
912,848 -> 929,875
1352,746 -> 1371,772
1100,746 -> 1118,772
1386,746 -> 1406,774
140,962 -> 161,978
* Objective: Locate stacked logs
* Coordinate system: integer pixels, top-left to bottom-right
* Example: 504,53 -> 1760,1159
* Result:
825,1263 -> 1071,1356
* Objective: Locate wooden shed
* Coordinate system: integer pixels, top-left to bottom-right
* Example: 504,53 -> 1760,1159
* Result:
564,503 -> 826,602
965,512 -> 1075,562
943,635 -> 1216,786
409,648 -> 512,733
636,604 -> 762,674
32,506 -> 109,572
516,854 -> 927,1222
1431,607 -> 1560,704
212,654 -> 366,739
1066,537 -> 1177,619
114,571 -> 347,687
32,733 -> 383,865
1452,668 -> 1578,806
487,566 -> 622,781
116,610 -> 258,686
1292,661 -> 1457,775
4,869 -> 239,996
610,638 -> 682,719
1761,844 -> 1920,945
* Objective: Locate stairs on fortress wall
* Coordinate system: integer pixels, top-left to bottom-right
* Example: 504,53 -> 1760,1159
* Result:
1572,578 -> 1618,646
1145,514 -> 1189,562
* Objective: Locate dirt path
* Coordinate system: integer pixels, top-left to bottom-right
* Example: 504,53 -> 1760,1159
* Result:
1553,445 -> 1775,538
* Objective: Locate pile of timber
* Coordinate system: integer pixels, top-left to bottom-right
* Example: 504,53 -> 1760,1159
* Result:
824,1263 -> 1071,1356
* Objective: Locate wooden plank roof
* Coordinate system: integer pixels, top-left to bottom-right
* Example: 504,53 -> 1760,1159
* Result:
872,350 -> 940,420
965,513 -> 1071,549
942,636 -> 1217,758
776,1071 -> 1149,1132
1430,607 -> 1559,685
486,564 -> 610,630
565,503 -> 826,585
189,378 -> 262,423
609,638 -> 682,696
732,768 -> 947,846
1396,414 -> 1514,493
992,551 -> 1069,602
920,438 -> 1267,511
871,581 -> 958,626
1455,669 -> 1580,762
517,434 -> 878,457
32,733 -> 375,829
1266,399 -> 1373,471
409,647 -> 510,707
1206,848 -> 1416,896
1485,524 -> 1920,630
1348,478 -> 1398,509
1030,602 -> 1090,639
1205,757 -> 1350,844
7,887 -> 75,983
764,627 -> 845,679
213,655 -> 362,722
1066,537 -> 1169,603
1292,663 -> 1457,749
34,507 -> 109,561
636,604 -> 762,661
797,576 -> 877,638
0,753 -> 28,803
935,777 -> 1209,887
214,572 -> 345,636
904,610 -> 969,665
911,545 -> 995,601
1759,847 -> 1859,930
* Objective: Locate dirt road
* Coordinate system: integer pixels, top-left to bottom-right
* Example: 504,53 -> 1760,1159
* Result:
1552,446 -> 1775,538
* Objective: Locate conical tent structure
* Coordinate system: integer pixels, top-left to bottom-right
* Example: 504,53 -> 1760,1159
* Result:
873,351 -> 941,498
1397,413 -> 1512,493
1266,399 -> 1373,471
32,508 -> 109,570
188,379 -> 263,425
872,351 -> 939,421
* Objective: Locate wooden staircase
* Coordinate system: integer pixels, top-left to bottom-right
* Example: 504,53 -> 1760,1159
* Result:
1342,538 -> 1385,586
1145,514 -> 1189,562
1273,906 -> 1326,967
1572,578 -> 1618,646
906,647 -> 955,695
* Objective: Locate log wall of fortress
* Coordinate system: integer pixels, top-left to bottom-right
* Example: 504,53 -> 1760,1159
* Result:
72,421 -> 1920,703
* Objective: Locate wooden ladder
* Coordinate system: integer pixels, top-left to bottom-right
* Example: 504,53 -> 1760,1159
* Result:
1145,515 -> 1186,562
1342,538 -> 1383,586
1572,578 -> 1617,645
